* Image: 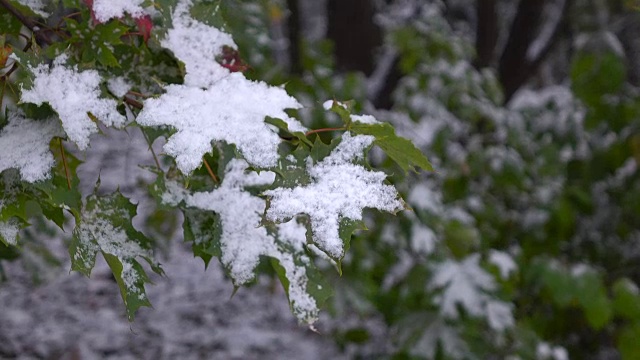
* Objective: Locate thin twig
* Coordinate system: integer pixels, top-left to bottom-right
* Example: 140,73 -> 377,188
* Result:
59,138 -> 72,190
203,158 -> 219,183
305,127 -> 345,137
141,127 -> 162,170
126,90 -> 148,98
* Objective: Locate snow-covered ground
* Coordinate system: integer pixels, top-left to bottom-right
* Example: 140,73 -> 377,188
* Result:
0,128 -> 343,359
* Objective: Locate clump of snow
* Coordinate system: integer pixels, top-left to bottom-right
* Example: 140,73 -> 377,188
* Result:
20,55 -> 126,150
0,112 -> 63,182
0,217 -> 21,246
411,223 -> 436,254
161,0 -> 236,88
488,250 -> 517,279
16,0 -> 48,16
186,159 -> 319,323
429,254 -> 514,331
107,77 -> 132,98
138,0 -> 304,174
537,342 -> 569,360
91,0 -> 145,23
138,75 -> 301,173
265,134 -> 404,259
351,114 -> 380,124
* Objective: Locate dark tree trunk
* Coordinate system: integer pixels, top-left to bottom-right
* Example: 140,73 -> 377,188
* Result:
286,0 -> 302,75
326,0 -> 382,75
498,0 -> 546,102
474,0 -> 498,69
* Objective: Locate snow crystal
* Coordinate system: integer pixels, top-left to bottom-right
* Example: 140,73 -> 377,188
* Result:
138,1 -> 304,173
0,217 -> 20,246
107,77 -> 132,98
488,250 -> 517,279
265,134 -> 404,259
20,55 -> 126,150
91,0 -> 145,23
0,112 -> 63,182
351,114 -> 380,124
186,159 -> 319,322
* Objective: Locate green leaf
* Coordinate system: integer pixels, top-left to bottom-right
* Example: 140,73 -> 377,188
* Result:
264,117 -> 312,147
576,271 -> 612,330
351,122 -> 434,173
70,189 -> 162,321
183,208 -> 222,268
613,278 -> 640,320
618,323 -> 640,360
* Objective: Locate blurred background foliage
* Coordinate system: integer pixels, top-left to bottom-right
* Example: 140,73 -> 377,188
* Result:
221,0 -> 640,358
3,0 -> 640,358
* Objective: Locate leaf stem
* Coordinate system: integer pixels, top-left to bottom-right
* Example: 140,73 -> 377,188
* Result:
305,127 -> 345,137
141,128 -> 162,171
203,158 -> 219,183
59,138 -> 71,190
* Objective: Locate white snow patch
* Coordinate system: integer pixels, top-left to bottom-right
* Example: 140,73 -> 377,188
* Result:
265,134 -> 404,259
107,76 -> 132,98
429,254 -> 514,330
488,250 -> 517,279
351,114 -> 380,124
411,223 -> 436,255
0,112 -> 63,182
92,0 -> 146,22
537,342 -> 569,360
20,55 -> 126,150
0,217 -> 20,246
16,0 -> 48,16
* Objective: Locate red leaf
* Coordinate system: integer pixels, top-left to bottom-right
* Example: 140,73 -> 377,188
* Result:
135,15 -> 153,43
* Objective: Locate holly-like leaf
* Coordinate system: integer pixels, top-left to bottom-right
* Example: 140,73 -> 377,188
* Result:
351,122 -> 434,173
70,190 -> 162,320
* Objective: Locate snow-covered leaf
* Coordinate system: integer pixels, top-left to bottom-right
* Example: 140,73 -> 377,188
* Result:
70,190 -> 162,320
18,54 -> 126,150
0,111 -> 63,183
265,133 -> 404,261
137,0 -> 304,174
185,159 -> 324,323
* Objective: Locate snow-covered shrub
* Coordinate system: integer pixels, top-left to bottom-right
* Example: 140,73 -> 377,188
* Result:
0,0 -> 431,324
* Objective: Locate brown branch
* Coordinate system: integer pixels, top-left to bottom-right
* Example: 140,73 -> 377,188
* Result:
123,96 -> 143,109
202,158 -> 219,183
0,0 -> 52,46
305,127 -> 345,136
59,138 -> 72,190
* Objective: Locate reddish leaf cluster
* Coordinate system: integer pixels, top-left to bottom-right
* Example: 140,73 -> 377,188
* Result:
0,46 -> 12,68
218,45 -> 250,73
